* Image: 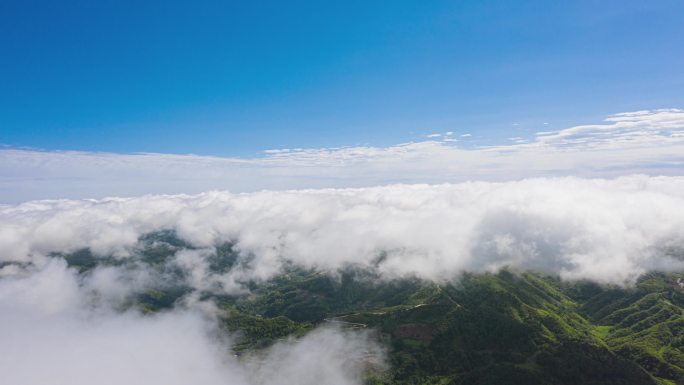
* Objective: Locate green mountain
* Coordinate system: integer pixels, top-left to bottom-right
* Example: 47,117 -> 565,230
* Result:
222,268 -> 684,385
60,232 -> 684,385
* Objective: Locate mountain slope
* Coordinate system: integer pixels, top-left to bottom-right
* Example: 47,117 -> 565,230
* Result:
56,233 -> 684,384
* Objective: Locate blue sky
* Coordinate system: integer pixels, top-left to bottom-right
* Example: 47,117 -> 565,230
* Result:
1,0 -> 684,157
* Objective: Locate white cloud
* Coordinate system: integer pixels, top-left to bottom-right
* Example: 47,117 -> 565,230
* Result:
0,260 -> 384,385
426,133 -> 441,138
533,108 -> 684,148
3,176 -> 684,286
1,109 -> 683,202
245,327 -> 385,385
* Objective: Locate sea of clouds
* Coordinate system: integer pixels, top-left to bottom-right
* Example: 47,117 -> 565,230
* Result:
3,175 -> 684,286
3,175 -> 684,384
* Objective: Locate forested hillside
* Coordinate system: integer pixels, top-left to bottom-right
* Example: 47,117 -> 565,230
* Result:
61,232 -> 684,385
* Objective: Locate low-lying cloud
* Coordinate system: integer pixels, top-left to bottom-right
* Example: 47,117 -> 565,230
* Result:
0,259 -> 384,385
3,176 -> 684,286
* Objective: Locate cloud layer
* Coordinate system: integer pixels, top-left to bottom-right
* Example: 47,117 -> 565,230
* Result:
3,176 -> 684,286
2,109 -> 684,202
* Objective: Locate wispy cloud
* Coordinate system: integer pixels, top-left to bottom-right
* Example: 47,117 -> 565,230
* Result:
1,109 -> 683,202
532,109 -> 684,148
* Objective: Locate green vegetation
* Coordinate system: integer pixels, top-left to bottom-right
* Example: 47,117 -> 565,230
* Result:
222,311 -> 313,351
59,232 -> 684,385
